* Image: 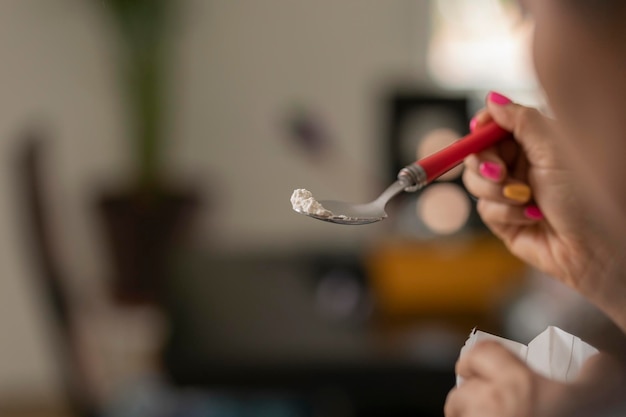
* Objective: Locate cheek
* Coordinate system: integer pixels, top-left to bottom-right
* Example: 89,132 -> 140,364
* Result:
532,21 -> 587,128
532,18 -> 611,174
531,18 -> 626,238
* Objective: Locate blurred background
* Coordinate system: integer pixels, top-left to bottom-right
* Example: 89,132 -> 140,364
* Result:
1,1 -> 624,417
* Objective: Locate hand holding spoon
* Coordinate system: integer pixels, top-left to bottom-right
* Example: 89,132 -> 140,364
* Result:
291,121 -> 511,225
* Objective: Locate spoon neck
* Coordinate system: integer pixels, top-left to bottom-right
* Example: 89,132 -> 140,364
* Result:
374,180 -> 406,205
398,164 -> 427,192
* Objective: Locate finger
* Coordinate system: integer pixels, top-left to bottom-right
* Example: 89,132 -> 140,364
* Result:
496,138 -> 523,173
484,92 -> 523,133
464,152 -> 507,184
445,386 -> 472,417
456,341 -> 527,381
444,387 -> 463,417
469,109 -> 492,132
485,92 -> 560,168
511,143 -> 530,184
463,167 -> 505,200
464,139 -> 523,183
448,379 -> 533,417
476,199 -> 541,226
445,381 -> 489,417
464,167 -> 533,206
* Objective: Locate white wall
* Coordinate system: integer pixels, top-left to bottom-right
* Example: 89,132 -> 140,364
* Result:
0,0 -> 124,405
0,0 -> 432,405
171,0 -> 432,252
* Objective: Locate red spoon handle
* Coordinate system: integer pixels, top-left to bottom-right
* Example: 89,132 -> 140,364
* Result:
416,121 -> 511,182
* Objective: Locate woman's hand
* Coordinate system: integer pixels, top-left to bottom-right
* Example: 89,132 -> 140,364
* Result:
464,92 -> 619,304
445,341 -> 626,417
445,341 -> 564,417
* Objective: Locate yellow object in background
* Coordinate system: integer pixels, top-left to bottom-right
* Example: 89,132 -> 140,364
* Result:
366,235 -> 527,317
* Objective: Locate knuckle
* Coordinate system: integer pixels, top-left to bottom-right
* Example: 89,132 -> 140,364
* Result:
501,204 -> 519,220
474,340 -> 501,355
477,201 -> 498,223
486,385 -> 504,406
515,107 -> 539,138
443,390 -> 457,417
476,199 -> 488,217
462,170 -> 478,194
465,154 -> 480,168
454,359 -> 461,375
511,366 -> 534,390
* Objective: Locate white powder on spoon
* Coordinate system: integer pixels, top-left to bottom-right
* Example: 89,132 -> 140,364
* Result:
291,189 -> 333,218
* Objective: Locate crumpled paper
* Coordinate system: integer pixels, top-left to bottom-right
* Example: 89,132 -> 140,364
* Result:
457,326 -> 598,386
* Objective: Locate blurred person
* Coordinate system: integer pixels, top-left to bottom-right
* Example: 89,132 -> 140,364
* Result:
444,0 -> 626,416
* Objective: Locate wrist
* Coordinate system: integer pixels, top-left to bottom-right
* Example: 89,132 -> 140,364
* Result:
557,233 -> 626,333
564,353 -> 626,417
576,250 -> 626,333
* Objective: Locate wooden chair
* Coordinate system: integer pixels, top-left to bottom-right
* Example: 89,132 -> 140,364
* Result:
15,130 -> 97,417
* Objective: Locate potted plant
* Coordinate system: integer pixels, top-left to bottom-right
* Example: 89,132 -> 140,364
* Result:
97,0 -> 199,305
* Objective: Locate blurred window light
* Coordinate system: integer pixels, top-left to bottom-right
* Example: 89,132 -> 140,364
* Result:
427,0 -> 536,90
417,183 -> 471,235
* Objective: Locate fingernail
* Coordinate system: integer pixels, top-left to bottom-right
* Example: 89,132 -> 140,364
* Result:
469,117 -> 478,132
524,205 -> 544,220
488,91 -> 512,106
479,161 -> 502,181
503,183 -> 532,203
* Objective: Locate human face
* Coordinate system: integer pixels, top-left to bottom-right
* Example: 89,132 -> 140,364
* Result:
526,0 -> 626,239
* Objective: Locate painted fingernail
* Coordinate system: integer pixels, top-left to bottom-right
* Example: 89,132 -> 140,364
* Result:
503,183 -> 532,203
488,91 -> 512,106
469,117 -> 478,132
479,161 -> 502,181
524,205 -> 544,220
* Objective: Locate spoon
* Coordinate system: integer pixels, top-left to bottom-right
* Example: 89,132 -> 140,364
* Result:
294,121 -> 511,225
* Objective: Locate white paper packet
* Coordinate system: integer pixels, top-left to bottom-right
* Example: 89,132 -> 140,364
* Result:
456,326 -> 598,386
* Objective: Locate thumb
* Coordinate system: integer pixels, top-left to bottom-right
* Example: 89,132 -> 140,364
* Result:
456,340 -> 527,381
485,91 -> 560,168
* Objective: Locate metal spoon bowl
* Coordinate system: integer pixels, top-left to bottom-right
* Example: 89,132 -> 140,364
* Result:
294,180 -> 408,225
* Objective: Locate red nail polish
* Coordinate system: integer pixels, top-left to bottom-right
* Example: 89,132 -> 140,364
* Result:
488,91 -> 512,106
524,205 -> 544,220
469,117 -> 478,132
479,161 -> 502,181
